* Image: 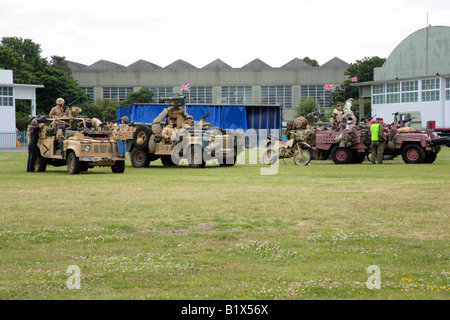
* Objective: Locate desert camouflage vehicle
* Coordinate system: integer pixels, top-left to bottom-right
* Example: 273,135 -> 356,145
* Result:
28,103 -> 125,174
126,94 -> 244,168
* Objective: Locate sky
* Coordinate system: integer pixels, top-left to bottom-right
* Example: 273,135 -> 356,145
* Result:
0,0 -> 449,68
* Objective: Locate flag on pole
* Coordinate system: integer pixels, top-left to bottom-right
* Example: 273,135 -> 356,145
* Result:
324,84 -> 334,91
351,77 -> 358,82
181,83 -> 190,92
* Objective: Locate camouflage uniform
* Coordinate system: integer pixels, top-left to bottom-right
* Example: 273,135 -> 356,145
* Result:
167,106 -> 192,128
161,124 -> 175,144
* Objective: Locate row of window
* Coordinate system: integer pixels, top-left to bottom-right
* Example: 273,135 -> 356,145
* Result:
373,78 -> 450,104
81,85 -> 333,108
0,87 -> 14,106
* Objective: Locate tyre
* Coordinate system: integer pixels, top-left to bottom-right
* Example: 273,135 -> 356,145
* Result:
402,144 -> 425,163
431,136 -> 450,146
294,148 -> 312,166
133,126 -> 152,148
130,147 -> 151,167
331,145 -> 353,164
111,160 -> 125,173
67,152 -> 81,174
423,152 -> 438,164
351,151 -> 366,163
261,149 -> 278,165
33,151 -> 47,172
188,144 -> 206,168
161,155 -> 179,167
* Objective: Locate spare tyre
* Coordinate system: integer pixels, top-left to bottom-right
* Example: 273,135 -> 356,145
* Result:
133,126 -> 152,148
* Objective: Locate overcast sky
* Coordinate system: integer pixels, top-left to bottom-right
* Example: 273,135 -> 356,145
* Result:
0,0 -> 449,68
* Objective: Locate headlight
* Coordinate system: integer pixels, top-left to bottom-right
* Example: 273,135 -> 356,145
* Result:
84,145 -> 91,152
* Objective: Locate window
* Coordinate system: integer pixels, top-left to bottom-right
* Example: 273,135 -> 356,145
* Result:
261,86 -> 292,108
184,87 -> 212,104
0,87 -> 13,106
81,87 -> 94,103
221,86 -> 252,104
103,87 -> 133,101
401,80 -> 418,103
149,87 -> 173,102
445,78 -> 450,101
372,84 -> 385,104
421,78 -> 440,102
386,83 -> 400,104
300,85 -> 330,108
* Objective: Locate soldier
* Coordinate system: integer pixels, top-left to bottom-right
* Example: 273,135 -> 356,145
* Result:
49,98 -> 66,118
343,98 -> 355,123
167,105 -> 193,128
161,121 -> 176,144
370,117 -> 386,164
27,119 -> 45,172
115,116 -> 129,157
332,104 -> 343,123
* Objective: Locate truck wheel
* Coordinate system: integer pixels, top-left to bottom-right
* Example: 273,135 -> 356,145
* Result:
402,144 -> 425,163
351,151 -> 366,163
133,126 -> 152,148
111,160 -> 125,173
331,145 -> 353,164
67,152 -> 81,174
423,152 -> 437,164
261,149 -> 278,165
294,148 -> 312,166
188,145 -> 206,168
130,147 -> 151,167
161,155 -> 179,167
33,151 -> 47,172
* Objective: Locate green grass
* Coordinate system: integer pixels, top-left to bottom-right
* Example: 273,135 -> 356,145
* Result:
0,148 -> 449,300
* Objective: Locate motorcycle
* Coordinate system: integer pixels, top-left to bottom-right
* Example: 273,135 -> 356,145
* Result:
261,133 -> 312,166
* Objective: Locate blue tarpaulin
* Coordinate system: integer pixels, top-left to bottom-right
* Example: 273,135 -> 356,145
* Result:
117,104 -> 282,131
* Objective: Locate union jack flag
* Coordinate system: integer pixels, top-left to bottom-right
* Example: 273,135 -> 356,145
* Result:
351,77 -> 358,82
181,83 -> 190,92
324,84 -> 334,91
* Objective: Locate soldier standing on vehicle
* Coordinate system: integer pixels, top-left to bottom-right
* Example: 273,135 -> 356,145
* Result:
332,104 -> 343,123
115,116 -> 129,157
167,105 -> 193,128
27,119 -> 45,172
370,117 -> 386,164
49,98 -> 66,118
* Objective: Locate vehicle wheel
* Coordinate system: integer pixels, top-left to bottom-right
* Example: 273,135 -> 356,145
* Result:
67,152 -> 81,174
133,126 -> 152,148
402,144 -> 425,163
423,152 -> 437,164
331,145 -> 353,164
220,147 -> 237,166
111,160 -> 125,173
351,151 -> 366,163
188,145 -> 206,168
261,149 -> 278,165
130,147 -> 151,167
161,155 -> 179,167
33,151 -> 47,172
294,148 -> 312,166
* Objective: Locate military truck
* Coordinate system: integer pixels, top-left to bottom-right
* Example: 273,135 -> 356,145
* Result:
28,105 -> 125,174
393,110 -> 450,141
126,94 -> 244,168
309,120 -> 450,164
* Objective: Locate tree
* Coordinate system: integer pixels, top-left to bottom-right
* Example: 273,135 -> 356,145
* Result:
302,57 -> 319,67
294,98 -> 320,118
123,87 -> 155,105
1,37 -> 88,121
330,56 -> 386,115
81,99 -> 119,122
50,55 -> 73,78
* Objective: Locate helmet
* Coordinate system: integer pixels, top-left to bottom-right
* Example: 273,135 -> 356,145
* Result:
121,116 -> 129,123
56,98 -> 65,105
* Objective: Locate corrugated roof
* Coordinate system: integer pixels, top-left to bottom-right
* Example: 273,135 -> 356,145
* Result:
322,57 -> 349,67
127,59 -> 162,70
241,58 -> 271,69
281,58 -> 310,68
202,59 -> 232,69
165,59 -> 197,69
67,61 -> 87,70
85,59 -> 125,70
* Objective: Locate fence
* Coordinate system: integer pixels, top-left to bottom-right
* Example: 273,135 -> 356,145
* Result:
0,131 -> 28,152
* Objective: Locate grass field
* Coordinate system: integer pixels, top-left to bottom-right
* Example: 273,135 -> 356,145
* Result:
0,148 -> 449,300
